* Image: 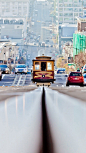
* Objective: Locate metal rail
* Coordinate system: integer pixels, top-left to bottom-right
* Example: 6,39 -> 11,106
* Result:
0,88 -> 43,153
0,87 -> 86,152
44,87 -> 86,153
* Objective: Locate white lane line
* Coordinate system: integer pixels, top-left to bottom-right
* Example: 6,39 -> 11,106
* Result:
62,85 -> 64,87
2,74 -> 5,79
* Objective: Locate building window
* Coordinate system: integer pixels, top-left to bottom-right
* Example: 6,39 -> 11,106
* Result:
59,0 -> 63,3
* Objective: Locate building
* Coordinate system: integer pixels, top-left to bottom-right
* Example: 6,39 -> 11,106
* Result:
77,16 -> 86,32
62,41 -> 73,61
59,24 -> 77,53
0,17 -> 28,40
73,16 -> 86,57
56,0 -> 84,24
0,0 -> 30,18
0,40 -> 19,64
56,0 -> 86,54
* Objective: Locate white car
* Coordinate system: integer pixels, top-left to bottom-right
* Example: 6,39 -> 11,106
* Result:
15,65 -> 28,74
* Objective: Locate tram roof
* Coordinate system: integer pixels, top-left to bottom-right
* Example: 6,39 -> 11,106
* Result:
35,55 -> 51,60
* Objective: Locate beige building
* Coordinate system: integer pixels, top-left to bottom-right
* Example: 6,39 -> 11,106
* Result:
62,42 -> 73,61
77,17 -> 86,32
0,40 -> 19,64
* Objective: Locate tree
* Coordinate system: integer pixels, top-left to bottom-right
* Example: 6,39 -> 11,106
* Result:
74,52 -> 86,70
56,57 -> 75,74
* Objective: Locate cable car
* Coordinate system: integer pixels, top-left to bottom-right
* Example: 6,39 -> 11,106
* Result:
31,55 -> 55,86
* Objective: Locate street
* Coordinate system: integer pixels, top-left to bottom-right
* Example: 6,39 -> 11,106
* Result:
0,73 -> 86,102
0,0 -> 86,152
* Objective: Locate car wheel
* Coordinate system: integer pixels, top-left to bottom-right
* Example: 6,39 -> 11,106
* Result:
66,82 -> 69,86
80,83 -> 84,87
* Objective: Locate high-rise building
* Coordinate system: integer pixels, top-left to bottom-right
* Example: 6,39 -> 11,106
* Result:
56,0 -> 84,24
0,0 -> 30,17
83,0 -> 86,16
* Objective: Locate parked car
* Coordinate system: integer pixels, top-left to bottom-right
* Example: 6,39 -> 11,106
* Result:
15,64 -> 28,74
27,68 -> 32,74
0,70 -> 2,81
57,68 -> 66,74
66,72 -> 84,86
83,73 -> 86,85
82,65 -> 86,73
0,65 -> 10,74
80,66 -> 83,73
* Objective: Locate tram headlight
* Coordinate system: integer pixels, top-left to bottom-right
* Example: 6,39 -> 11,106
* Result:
42,75 -> 45,78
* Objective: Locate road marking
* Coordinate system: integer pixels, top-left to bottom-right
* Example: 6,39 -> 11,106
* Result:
2,74 -> 5,79
62,85 -> 64,87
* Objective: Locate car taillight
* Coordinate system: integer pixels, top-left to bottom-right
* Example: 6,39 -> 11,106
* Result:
79,76 -> 84,80
68,77 -> 71,80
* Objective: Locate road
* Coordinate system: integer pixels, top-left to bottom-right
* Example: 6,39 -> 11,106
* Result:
31,1 -> 52,41
1,73 -> 86,102
0,1 -> 86,152
0,73 -> 66,86
0,85 -> 86,153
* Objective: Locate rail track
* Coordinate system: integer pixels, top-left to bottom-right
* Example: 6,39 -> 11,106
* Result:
0,87 -> 86,153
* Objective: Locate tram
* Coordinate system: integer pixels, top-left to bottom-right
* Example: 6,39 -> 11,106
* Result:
31,55 -> 55,86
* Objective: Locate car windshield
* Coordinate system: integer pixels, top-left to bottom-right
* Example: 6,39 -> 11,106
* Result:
70,72 -> 82,76
0,65 -> 7,68
16,65 -> 26,68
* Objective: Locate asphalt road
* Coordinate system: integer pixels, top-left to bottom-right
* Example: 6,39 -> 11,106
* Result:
0,74 -> 66,87
31,1 -> 52,41
1,74 -> 86,102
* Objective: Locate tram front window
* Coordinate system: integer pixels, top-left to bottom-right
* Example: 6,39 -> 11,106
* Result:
41,62 -> 46,71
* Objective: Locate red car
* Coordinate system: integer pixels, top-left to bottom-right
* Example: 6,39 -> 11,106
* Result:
66,72 -> 84,86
